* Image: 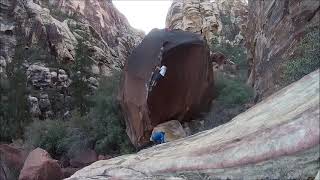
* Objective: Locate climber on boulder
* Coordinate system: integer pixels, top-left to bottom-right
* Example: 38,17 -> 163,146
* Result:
150,65 -> 167,89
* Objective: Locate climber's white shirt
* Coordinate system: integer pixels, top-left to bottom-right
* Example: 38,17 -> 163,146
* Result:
159,65 -> 167,77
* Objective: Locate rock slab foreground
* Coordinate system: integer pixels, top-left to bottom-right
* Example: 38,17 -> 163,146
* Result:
68,70 -> 319,179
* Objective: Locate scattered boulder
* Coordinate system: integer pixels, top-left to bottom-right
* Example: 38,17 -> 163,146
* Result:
27,65 -> 52,89
38,93 -> 51,110
150,120 -> 187,142
69,149 -> 97,168
19,148 -> 63,180
27,96 -> 41,117
0,144 -> 28,180
210,51 -> 226,66
0,144 -> 27,169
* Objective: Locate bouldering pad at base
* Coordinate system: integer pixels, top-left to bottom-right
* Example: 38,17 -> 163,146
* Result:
150,120 -> 187,143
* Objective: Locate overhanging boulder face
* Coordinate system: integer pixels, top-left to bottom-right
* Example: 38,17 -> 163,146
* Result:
67,70 -> 319,179
119,29 -> 214,147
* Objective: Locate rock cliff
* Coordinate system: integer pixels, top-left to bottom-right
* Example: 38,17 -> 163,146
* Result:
166,0 -> 248,46
245,0 -> 320,99
67,70 -> 319,179
0,0 -> 143,119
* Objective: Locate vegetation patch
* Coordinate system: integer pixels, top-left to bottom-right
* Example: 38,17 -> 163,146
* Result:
215,74 -> 253,106
194,37 -> 253,132
0,40 -> 31,141
24,72 -> 134,158
283,28 -> 320,84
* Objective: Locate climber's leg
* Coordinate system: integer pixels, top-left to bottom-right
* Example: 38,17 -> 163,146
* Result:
150,73 -> 162,88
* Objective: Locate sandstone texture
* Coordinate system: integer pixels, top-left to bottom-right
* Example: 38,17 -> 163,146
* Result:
67,70 -> 319,179
166,0 -> 248,46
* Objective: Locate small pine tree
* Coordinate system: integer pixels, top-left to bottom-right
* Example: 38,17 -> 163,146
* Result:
0,41 -> 31,141
68,40 -> 93,115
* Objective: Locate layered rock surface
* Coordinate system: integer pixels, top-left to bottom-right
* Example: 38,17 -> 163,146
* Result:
245,0 -> 320,99
67,70 -> 319,179
166,0 -> 248,46
0,0 -> 143,118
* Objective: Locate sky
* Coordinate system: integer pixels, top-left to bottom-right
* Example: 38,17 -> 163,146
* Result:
113,1 -> 172,34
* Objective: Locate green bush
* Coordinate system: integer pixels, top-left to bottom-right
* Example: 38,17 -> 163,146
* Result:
0,41 -> 31,142
283,28 -> 320,83
24,72 -> 134,158
215,74 -> 253,106
89,71 -> 134,155
210,36 -> 252,106
68,40 -> 94,115
24,120 -> 67,157
211,38 -> 247,69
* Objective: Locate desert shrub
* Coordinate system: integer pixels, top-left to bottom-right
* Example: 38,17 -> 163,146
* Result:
24,119 -> 67,157
59,115 -> 94,158
89,71 -> 134,155
211,38 -> 247,69
24,72 -> 134,158
219,14 -> 240,41
68,40 -> 94,115
283,28 -> 320,83
0,42 -> 31,142
210,36 -> 252,105
24,116 -> 92,158
215,74 -> 253,106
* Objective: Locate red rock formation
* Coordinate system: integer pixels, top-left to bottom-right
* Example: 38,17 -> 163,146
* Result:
245,0 -> 320,99
47,0 -> 144,64
19,148 -> 63,180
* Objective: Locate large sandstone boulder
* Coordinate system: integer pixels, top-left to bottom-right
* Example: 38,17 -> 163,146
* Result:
19,148 -> 63,180
67,70 -> 319,179
245,0 -> 320,99
119,29 -> 214,147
